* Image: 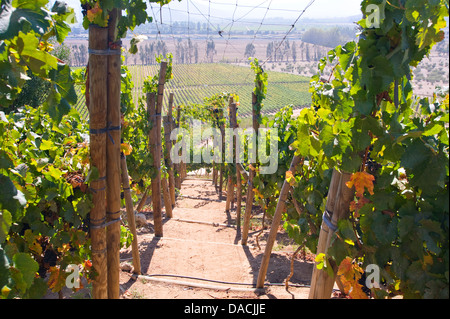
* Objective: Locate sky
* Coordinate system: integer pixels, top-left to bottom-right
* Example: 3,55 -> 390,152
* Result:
60,0 -> 363,26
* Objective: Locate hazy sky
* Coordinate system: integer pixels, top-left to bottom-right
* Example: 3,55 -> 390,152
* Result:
61,0 -> 363,26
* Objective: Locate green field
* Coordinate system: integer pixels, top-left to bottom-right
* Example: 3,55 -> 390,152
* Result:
74,63 -> 311,118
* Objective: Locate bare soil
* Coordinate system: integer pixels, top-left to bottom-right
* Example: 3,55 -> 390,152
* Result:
118,177 -> 316,299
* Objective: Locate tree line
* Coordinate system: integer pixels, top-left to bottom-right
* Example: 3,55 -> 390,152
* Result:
262,40 -> 328,63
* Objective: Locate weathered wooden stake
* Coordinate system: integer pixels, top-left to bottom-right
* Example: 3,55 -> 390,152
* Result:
228,102 -> 241,228
241,92 -> 259,245
105,9 -> 121,299
256,155 -> 302,288
150,61 -> 168,236
161,175 -> 172,218
308,169 -> 354,299
218,121 -> 225,200
148,92 -> 163,237
136,186 -> 151,213
88,25 -> 108,299
120,153 -> 141,274
166,93 -> 176,206
225,98 -> 235,213
174,105 -> 182,189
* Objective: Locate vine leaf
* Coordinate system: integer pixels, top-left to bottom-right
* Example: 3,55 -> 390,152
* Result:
120,143 -> 133,156
285,170 -> 297,187
337,257 -> 367,299
0,0 -> 50,41
346,171 -> 375,198
11,253 -> 39,294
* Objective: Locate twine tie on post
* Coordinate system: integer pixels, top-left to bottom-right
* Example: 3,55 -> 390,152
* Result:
322,209 -> 337,232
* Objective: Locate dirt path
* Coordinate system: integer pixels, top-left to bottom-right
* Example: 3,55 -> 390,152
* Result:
119,178 -> 315,299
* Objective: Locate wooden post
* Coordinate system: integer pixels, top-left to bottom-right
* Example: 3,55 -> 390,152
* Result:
225,98 -> 236,213
218,122 -> 225,200
166,93 -> 176,206
161,112 -> 173,219
174,105 -> 182,189
241,92 -> 259,245
150,61 -> 167,236
120,153 -> 141,274
135,186 -> 151,213
229,102 -> 241,228
106,9 -> 121,299
212,164 -> 217,187
256,155 -> 302,288
308,169 -> 354,299
88,25 -> 108,299
161,173 -> 172,218
148,92 -> 163,237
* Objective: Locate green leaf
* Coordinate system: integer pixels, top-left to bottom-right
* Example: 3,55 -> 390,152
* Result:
372,211 -> 398,245
11,252 -> 39,293
336,41 -> 357,71
338,219 -> 358,242
0,174 -> 26,221
16,31 -> 58,77
0,210 -> 12,244
50,1 -> 76,43
39,139 -> 56,151
0,247 -> 12,291
0,0 -> 50,40
129,35 -> 147,54
401,139 -> 446,193
423,122 -> 444,137
25,277 -> 47,299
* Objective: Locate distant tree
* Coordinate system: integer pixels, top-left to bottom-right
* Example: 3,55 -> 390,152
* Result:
301,27 -> 352,48
266,42 -> 273,61
194,43 -> 199,63
139,45 -> 146,65
244,43 -> 256,59
156,40 -> 168,57
53,42 -> 71,65
284,40 -> 291,62
206,39 -> 216,63
176,39 -> 184,64
292,41 -> 297,62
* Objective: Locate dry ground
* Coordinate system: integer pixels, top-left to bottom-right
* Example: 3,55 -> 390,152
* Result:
118,177 -> 316,299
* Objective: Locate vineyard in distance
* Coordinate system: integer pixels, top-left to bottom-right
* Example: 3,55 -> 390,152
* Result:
74,63 -> 311,120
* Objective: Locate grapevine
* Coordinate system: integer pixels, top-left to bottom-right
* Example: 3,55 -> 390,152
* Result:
288,0 -> 449,298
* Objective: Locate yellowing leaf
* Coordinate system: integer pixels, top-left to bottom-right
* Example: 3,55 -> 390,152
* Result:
344,239 -> 355,246
29,241 -> 42,255
346,171 -> 375,198
286,170 -> 297,187
47,266 -> 60,291
315,253 -> 326,269
1,285 -> 11,298
337,257 -> 367,299
253,188 -> 264,200
58,243 -> 70,254
349,283 -> 369,299
121,143 -> 132,156
87,2 -> 102,22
